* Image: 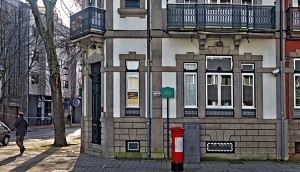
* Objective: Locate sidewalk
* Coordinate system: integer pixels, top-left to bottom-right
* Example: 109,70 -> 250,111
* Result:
2,141 -> 300,172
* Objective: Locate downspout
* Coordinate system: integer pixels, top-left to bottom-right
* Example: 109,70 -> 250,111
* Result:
279,0 -> 285,161
146,0 -> 152,159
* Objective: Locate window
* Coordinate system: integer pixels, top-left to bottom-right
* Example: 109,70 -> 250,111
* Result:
63,80 -> 69,89
206,74 -> 233,107
126,61 -> 139,107
126,0 -> 140,8
185,0 -> 197,3
184,63 -> 197,107
295,59 -> 300,108
241,64 -> 255,108
206,56 -> 233,108
31,73 -> 39,84
33,51 -> 39,61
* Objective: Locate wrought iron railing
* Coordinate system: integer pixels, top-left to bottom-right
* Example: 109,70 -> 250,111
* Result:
167,4 -> 275,31
70,7 -> 105,40
287,7 -> 300,32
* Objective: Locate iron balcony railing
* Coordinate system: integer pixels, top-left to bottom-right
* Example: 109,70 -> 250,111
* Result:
167,4 -> 275,31
287,7 -> 300,32
70,7 -> 105,40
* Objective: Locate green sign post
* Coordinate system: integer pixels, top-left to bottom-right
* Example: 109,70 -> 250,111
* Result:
161,87 -> 174,159
161,87 -> 174,98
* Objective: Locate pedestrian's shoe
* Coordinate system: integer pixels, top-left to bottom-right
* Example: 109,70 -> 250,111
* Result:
20,148 -> 26,155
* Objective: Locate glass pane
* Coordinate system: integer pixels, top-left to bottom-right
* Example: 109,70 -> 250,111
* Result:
127,72 -> 139,107
220,0 -> 231,4
242,0 -> 252,5
243,75 -> 253,106
207,57 -> 232,71
126,61 -> 139,70
207,75 -> 218,106
185,0 -> 197,3
184,63 -> 197,70
221,75 -> 231,106
295,76 -> 300,106
126,0 -> 140,8
185,74 -> 197,106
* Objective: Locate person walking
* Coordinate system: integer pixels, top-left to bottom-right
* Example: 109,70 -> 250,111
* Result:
12,112 -> 28,155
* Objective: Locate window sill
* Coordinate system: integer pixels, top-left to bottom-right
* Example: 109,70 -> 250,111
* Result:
118,8 -> 147,18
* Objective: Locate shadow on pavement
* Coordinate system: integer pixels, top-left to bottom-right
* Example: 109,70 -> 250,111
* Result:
0,154 -> 22,166
9,147 -> 61,172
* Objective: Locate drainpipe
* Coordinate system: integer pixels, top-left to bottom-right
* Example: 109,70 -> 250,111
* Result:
279,0 -> 285,161
146,0 -> 151,159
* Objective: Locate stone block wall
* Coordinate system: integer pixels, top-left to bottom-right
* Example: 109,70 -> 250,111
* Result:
114,118 -> 148,158
288,120 -> 300,160
163,119 -> 279,160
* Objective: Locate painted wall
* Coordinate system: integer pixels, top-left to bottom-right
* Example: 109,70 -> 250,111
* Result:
113,72 -> 120,117
162,72 -> 177,118
113,1 -> 147,30
113,39 -> 147,66
263,73 -> 277,119
239,39 -> 276,67
162,38 -> 199,66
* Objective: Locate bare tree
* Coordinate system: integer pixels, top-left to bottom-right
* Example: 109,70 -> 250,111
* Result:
26,0 -> 67,146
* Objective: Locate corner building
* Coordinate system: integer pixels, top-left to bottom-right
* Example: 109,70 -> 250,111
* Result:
71,0 -> 288,160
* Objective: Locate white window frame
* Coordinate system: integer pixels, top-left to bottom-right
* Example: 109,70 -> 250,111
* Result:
206,73 -> 233,108
183,63 -> 198,108
126,61 -> 139,108
206,0 -> 232,4
295,74 -> 300,108
206,56 -> 233,70
242,73 -> 255,109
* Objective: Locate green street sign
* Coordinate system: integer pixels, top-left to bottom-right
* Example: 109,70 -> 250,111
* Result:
161,87 -> 174,98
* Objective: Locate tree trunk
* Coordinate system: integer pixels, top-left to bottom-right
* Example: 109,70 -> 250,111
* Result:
27,0 -> 67,146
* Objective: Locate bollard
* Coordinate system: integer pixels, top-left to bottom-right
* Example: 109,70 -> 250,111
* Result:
170,127 -> 185,172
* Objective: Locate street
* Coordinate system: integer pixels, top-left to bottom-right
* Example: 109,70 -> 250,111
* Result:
10,126 -> 81,142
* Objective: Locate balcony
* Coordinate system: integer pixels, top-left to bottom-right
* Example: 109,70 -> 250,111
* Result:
287,7 -> 300,37
167,4 -> 275,32
70,7 -> 106,41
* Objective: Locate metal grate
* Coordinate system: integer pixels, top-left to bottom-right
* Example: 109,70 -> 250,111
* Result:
206,141 -> 235,153
241,109 -> 256,118
206,109 -> 234,117
125,108 -> 140,116
126,140 -> 140,152
184,108 -> 198,117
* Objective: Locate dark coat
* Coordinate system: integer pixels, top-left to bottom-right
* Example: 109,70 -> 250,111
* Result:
13,117 -> 28,136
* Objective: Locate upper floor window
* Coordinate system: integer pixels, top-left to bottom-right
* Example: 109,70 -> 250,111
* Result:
83,0 -> 101,8
184,63 -> 197,108
185,0 -> 197,3
207,0 -> 232,4
63,80 -> 69,89
126,61 -> 139,107
126,0 -> 140,8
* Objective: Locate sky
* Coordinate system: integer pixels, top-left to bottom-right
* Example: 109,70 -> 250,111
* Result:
21,0 -> 80,27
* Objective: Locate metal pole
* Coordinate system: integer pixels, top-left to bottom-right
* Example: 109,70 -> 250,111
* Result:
146,0 -> 151,159
279,0 -> 285,161
167,98 -> 169,159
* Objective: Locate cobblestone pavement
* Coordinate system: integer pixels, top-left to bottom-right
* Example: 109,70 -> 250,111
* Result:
1,127 -> 300,171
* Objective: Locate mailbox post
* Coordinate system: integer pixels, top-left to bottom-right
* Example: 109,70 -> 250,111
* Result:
170,127 -> 185,172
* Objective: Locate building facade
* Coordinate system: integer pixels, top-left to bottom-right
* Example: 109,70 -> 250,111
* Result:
71,0 -> 293,160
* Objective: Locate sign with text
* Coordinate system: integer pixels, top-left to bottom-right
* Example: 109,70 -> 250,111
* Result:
161,87 -> 174,98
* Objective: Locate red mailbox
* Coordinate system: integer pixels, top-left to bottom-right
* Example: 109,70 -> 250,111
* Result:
170,127 -> 185,172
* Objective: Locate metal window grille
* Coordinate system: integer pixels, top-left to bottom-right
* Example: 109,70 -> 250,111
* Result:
206,141 -> 235,153
126,140 -> 140,152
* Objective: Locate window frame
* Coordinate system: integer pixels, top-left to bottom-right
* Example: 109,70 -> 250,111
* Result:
126,61 -> 140,108
125,0 -> 140,8
242,73 -> 255,109
206,73 -> 233,108
63,80 -> 69,89
184,63 -> 198,108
